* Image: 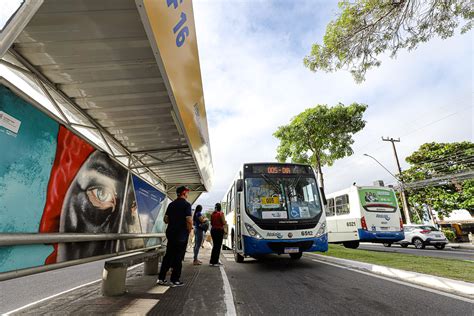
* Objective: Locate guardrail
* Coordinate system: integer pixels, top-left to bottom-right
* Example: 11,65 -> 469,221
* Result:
0,233 -> 166,281
0,233 -> 165,246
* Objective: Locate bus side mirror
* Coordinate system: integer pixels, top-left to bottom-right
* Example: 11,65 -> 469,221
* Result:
320,187 -> 327,205
236,179 -> 244,192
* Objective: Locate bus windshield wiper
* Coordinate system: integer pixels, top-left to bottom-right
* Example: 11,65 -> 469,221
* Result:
261,174 -> 281,194
286,175 -> 301,199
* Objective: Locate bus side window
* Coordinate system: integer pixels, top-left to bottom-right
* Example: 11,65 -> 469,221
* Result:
336,195 -> 350,215
226,192 -> 231,214
229,184 -> 235,213
326,198 -> 335,217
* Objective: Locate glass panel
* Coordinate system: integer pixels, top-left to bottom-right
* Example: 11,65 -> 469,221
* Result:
326,198 -> 335,217
245,176 -> 322,220
245,177 -> 287,219
336,194 -> 350,215
417,226 -> 439,231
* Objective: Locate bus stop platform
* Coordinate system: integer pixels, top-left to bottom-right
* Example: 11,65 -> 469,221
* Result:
14,243 -> 227,315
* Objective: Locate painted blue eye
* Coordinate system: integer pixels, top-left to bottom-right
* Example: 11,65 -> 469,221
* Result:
96,187 -> 112,202
87,186 -> 116,210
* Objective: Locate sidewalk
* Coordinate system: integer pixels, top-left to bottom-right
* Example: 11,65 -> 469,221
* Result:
15,242 -> 227,315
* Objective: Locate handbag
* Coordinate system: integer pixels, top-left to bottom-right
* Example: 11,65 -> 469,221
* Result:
198,220 -> 209,231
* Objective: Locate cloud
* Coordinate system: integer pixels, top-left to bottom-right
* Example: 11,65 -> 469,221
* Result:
193,0 -> 473,208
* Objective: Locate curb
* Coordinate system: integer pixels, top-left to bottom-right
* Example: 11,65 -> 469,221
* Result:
308,253 -> 474,299
448,243 -> 474,250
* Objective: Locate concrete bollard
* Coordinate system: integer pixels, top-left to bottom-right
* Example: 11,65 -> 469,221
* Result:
102,266 -> 127,296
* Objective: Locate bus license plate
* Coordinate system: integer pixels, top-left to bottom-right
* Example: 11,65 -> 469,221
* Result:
284,247 -> 299,254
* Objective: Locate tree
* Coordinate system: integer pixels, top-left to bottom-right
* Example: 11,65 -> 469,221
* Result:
273,103 -> 367,190
402,141 -> 474,218
304,0 -> 473,83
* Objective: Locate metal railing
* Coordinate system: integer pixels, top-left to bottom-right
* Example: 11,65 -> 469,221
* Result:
0,233 -> 166,281
0,233 -> 165,246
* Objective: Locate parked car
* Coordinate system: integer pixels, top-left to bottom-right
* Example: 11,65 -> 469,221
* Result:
384,225 -> 448,249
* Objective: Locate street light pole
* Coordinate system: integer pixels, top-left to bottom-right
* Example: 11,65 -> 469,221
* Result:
363,153 -> 411,224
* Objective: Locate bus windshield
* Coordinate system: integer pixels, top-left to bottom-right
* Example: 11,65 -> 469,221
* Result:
245,176 -> 322,220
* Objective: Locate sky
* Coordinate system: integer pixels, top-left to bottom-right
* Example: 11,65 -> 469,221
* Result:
193,0 -> 473,209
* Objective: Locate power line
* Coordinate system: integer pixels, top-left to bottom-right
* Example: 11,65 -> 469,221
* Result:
404,170 -> 474,190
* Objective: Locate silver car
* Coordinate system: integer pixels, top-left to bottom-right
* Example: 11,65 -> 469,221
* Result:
395,225 -> 448,249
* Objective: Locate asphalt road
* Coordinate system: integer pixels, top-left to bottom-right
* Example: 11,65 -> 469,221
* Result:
0,259 -> 107,314
2,249 -> 473,315
222,250 -> 473,315
358,243 -> 474,261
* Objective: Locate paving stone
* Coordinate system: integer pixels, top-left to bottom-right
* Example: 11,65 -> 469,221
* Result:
17,243 -> 225,315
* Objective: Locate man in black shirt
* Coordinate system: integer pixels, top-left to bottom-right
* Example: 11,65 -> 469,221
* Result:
157,186 -> 192,287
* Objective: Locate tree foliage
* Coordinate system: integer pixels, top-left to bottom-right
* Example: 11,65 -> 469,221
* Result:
402,141 -> 474,218
273,103 -> 367,190
304,0 -> 473,82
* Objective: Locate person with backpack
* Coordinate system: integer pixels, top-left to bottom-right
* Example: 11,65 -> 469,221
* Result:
193,204 -> 208,265
210,203 -> 227,266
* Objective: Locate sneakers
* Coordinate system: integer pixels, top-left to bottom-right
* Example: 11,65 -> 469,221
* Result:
157,279 -> 169,286
158,279 -> 184,287
170,281 -> 185,287
209,263 -> 222,267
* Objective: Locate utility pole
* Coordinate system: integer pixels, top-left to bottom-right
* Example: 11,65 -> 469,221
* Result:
382,137 -> 411,224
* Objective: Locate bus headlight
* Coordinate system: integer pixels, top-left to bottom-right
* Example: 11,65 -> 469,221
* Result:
315,222 -> 326,237
244,223 -> 262,239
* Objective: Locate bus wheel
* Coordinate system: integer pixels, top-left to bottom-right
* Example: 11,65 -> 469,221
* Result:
343,241 -> 360,249
290,252 -> 303,260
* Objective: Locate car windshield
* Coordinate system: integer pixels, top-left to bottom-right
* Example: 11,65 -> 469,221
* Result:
245,176 -> 322,220
416,226 -> 439,231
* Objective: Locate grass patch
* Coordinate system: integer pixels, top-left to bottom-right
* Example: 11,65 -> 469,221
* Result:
321,244 -> 474,283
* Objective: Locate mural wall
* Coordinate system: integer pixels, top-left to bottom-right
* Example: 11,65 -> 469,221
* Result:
0,85 -> 167,273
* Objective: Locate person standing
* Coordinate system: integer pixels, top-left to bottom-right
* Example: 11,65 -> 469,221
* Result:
210,203 -> 226,266
157,186 -> 192,287
192,205 -> 208,265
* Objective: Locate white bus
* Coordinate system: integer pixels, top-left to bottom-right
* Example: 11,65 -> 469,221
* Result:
326,185 -> 404,249
222,163 -> 328,262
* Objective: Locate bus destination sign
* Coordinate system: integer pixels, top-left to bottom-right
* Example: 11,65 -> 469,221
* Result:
248,164 -> 312,175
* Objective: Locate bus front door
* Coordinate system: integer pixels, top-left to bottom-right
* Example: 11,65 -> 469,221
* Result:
235,192 -> 244,253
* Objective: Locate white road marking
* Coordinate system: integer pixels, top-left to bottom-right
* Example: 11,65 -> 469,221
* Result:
308,257 -> 474,304
219,265 -> 237,316
4,263 -> 145,315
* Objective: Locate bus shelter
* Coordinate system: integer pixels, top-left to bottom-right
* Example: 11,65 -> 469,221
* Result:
0,0 -> 213,279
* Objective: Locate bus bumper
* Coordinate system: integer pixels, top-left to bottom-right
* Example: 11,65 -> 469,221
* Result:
357,229 -> 404,242
243,234 -> 328,256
